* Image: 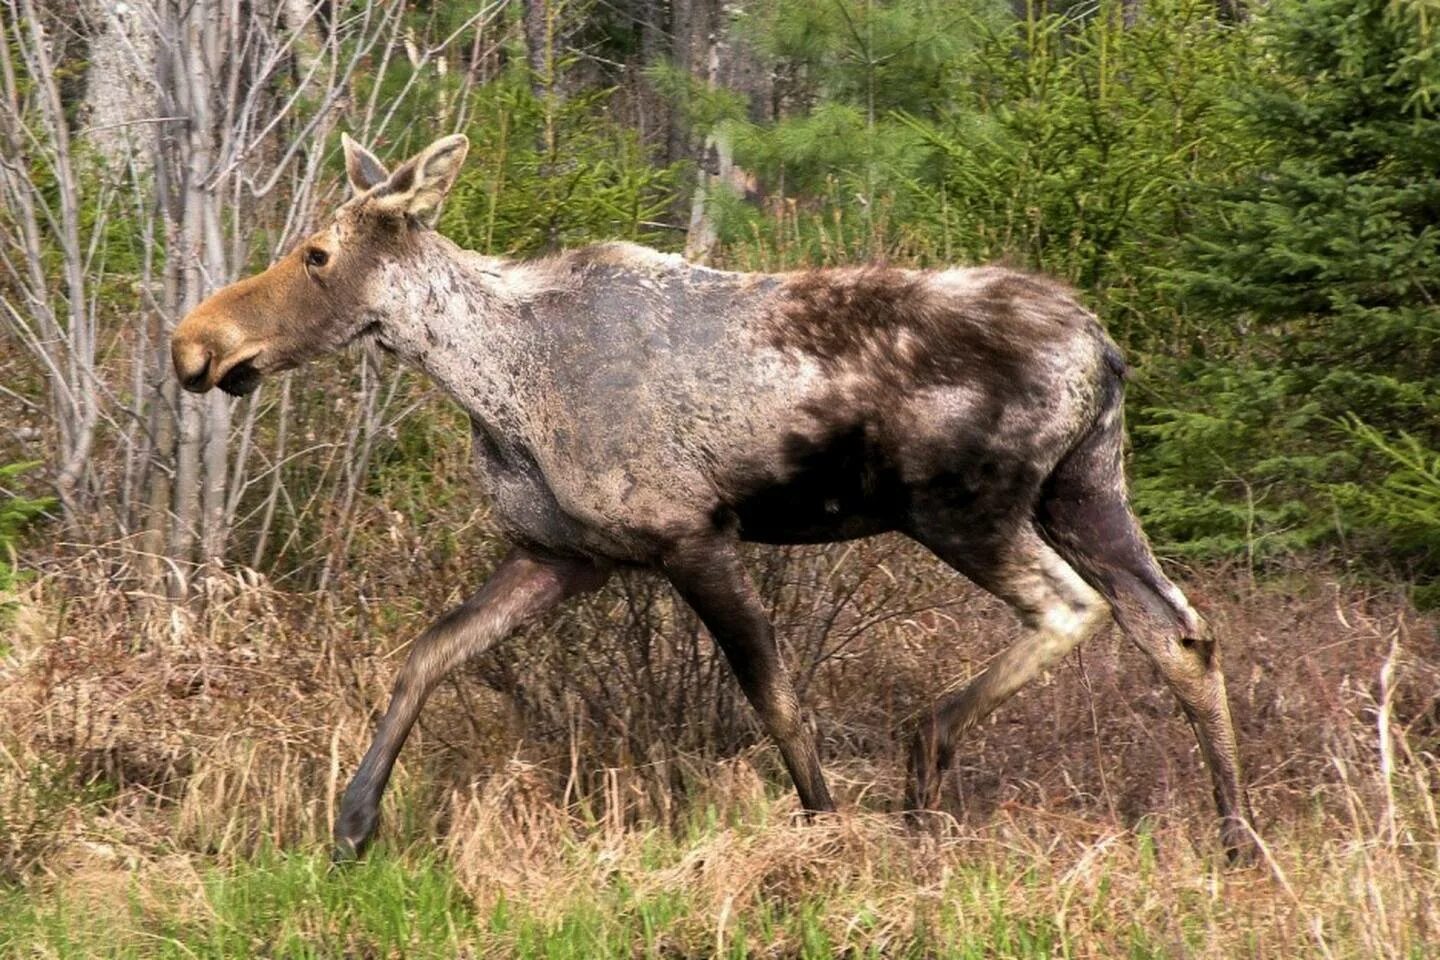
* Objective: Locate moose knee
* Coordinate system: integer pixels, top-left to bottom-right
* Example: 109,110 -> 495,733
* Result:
1178,634 -> 1219,671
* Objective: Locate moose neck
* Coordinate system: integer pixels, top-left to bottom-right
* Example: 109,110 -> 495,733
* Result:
369,233 -> 536,425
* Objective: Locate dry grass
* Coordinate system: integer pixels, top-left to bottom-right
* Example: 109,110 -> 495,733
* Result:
1,543 -> 1437,957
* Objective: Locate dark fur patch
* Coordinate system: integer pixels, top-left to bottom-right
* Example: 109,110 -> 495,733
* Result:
771,267 -> 923,358
766,267 -> 1087,391
728,419 -> 906,544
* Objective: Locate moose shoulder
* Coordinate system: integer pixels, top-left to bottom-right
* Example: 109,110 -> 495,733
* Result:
171,133 -> 1257,864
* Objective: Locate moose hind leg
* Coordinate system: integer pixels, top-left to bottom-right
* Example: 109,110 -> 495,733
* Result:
663,535 -> 836,814
1040,487 -> 1257,862
333,549 -> 608,861
905,527 -> 1110,812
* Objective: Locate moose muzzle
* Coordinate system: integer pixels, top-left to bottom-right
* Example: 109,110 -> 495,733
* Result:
172,310 -> 266,397
171,264 -> 286,398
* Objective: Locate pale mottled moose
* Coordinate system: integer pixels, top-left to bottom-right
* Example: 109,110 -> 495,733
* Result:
172,134 -> 1256,862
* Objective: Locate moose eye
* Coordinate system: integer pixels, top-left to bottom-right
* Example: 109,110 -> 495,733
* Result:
305,247 -> 329,269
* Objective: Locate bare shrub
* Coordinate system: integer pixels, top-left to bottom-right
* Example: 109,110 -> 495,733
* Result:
470,535 -> 966,820
0,0 -> 506,596
3,541 -> 1436,838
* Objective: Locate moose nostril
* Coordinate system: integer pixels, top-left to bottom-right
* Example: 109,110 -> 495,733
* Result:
178,349 -> 212,392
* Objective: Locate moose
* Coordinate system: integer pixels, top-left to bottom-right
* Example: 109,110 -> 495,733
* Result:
172,133 -> 1257,862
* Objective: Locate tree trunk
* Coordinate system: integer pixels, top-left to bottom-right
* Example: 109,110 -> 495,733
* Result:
667,0 -> 695,166
521,0 -> 553,103
684,29 -> 727,263
82,0 -> 157,168
683,0 -> 768,262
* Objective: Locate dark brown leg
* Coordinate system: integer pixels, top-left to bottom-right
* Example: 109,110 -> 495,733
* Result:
663,536 -> 836,814
333,548 -> 608,860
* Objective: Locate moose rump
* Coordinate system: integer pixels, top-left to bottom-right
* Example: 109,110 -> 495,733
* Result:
714,262 -> 1254,857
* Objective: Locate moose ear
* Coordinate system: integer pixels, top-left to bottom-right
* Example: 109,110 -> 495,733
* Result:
341,133 -> 390,194
370,134 -> 470,225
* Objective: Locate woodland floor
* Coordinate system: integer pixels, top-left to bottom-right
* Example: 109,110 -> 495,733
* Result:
1,549 -> 1437,958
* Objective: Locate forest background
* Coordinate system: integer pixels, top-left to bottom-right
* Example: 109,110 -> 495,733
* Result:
2,0 -> 1439,956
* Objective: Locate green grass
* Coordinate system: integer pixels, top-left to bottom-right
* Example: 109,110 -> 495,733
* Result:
0,846 -> 1082,959
0,850 -> 476,959
3,757 -> 1437,958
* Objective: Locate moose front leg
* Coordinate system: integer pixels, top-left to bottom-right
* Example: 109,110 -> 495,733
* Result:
663,536 -> 836,814
334,548 -> 608,861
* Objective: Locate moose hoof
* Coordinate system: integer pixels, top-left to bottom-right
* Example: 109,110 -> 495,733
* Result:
331,838 -> 364,865
903,769 -> 943,817
901,764 -> 955,836
1222,818 -> 1261,868
332,806 -> 380,863
902,805 -> 953,837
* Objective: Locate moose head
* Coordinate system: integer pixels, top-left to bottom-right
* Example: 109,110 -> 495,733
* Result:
171,134 -> 469,397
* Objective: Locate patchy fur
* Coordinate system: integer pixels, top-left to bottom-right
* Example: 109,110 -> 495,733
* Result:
767,265 -> 1096,391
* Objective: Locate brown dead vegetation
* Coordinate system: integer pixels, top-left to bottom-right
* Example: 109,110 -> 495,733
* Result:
2,535 -> 1438,954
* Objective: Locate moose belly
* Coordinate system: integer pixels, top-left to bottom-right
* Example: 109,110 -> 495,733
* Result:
723,425 -> 905,545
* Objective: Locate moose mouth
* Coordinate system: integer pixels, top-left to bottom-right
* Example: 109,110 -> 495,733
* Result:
217,358 -> 263,397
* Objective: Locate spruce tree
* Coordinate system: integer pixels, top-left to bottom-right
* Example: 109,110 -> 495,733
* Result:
1165,0 -> 1440,575
1181,0 -> 1440,433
